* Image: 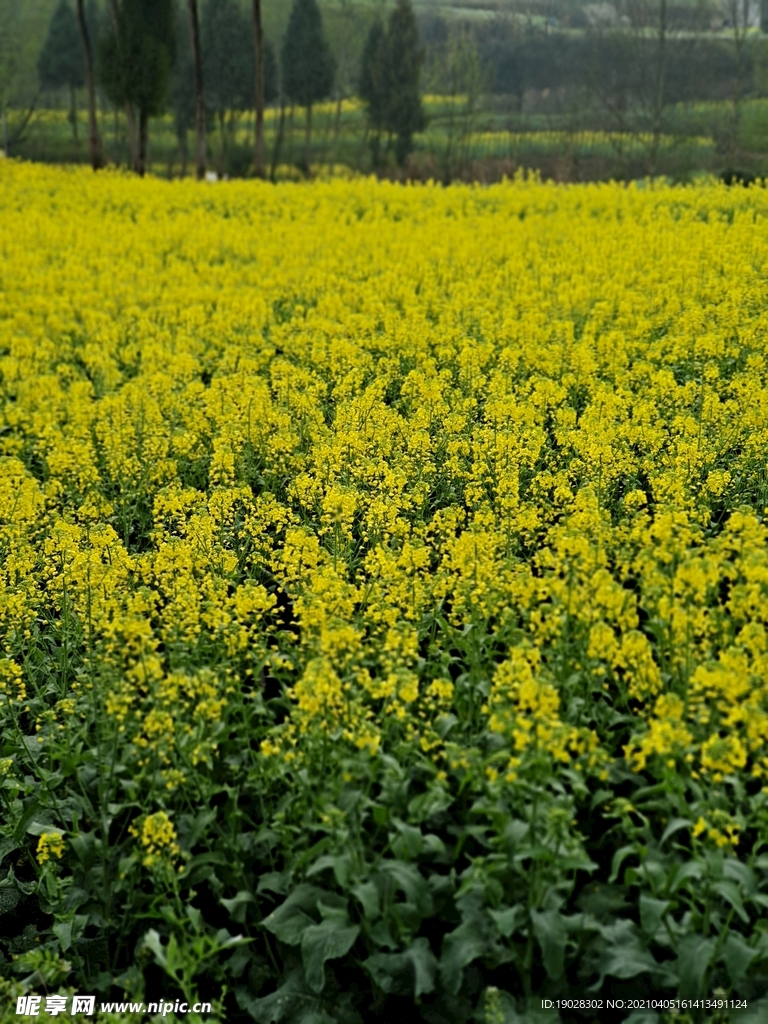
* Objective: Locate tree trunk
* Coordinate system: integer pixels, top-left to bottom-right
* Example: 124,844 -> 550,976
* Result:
76,0 -> 104,170
187,0 -> 206,180
138,109 -> 148,177
270,99 -> 286,182
179,127 -> 188,177
304,103 -> 312,175
108,0 -> 139,172
331,94 -> 342,167
70,85 -> 79,142
252,0 -> 265,178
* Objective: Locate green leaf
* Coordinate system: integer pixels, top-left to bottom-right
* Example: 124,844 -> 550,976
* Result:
0,887 -> 21,916
714,879 -> 750,924
391,821 -> 423,860
142,929 -> 168,968
257,871 -> 290,895
53,919 -> 73,952
220,890 -> 255,924
0,840 -> 18,868
440,914 -> 489,995
363,936 -> 437,998
530,909 -> 567,980
660,818 -> 692,847
263,884 -> 323,946
639,895 -> 669,937
301,917 -> 360,994
378,860 -> 434,917
608,844 -> 637,884
723,857 -> 756,895
26,822 -> 64,838
597,920 -> 667,985
675,934 -> 715,997
723,933 -> 759,987
352,881 -> 380,921
489,905 -> 525,938
669,859 -> 705,893
236,969 -> 322,1023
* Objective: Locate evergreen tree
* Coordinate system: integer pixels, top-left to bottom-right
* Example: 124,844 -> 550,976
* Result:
202,0 -> 255,174
383,0 -> 426,166
170,2 -> 196,175
359,17 -> 387,165
38,0 -> 85,141
282,0 -> 335,173
98,0 -> 176,175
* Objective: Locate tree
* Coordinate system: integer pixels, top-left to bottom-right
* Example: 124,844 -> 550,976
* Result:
250,2 -> 278,178
383,0 -> 426,166
170,1 -> 196,175
38,0 -> 85,141
76,0 -> 104,169
252,0 -> 265,177
359,16 -> 387,164
99,0 -> 177,176
202,0 -> 255,173
187,0 -> 206,180
282,0 -> 335,173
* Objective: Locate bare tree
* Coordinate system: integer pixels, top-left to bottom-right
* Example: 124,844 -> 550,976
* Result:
76,0 -> 104,169
252,0 -> 265,177
187,0 -> 205,179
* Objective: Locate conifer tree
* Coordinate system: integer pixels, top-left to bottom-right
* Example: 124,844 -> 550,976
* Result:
282,0 -> 335,173
99,0 -> 176,176
384,0 -> 426,166
359,17 -> 387,166
38,0 -> 85,141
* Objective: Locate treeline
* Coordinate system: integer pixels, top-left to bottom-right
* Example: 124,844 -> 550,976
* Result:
35,0 -> 427,177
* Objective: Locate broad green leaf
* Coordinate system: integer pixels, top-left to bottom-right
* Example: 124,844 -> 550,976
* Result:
660,818 -> 692,848
257,872 -> 290,896
263,884 -> 323,946
489,905 -> 525,938
597,920 -> 667,984
675,934 -> 715,997
723,933 -> 759,987
363,936 -> 437,998
352,880 -> 380,921
301,917 -> 360,994
220,891 -> 255,924
440,914 -> 489,995
639,895 -> 669,937
530,909 -> 567,980
714,879 -> 749,923
669,859 -> 705,893
378,860 -> 434,917
723,857 -> 756,895
391,821 -> 423,860
26,821 -> 64,838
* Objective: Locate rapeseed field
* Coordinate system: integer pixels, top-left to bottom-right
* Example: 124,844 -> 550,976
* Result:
2,162 -> 768,1023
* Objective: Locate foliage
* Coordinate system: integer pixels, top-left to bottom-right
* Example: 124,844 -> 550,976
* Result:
4,164 -> 768,1022
98,0 -> 177,123
281,0 -> 335,111
359,0 -> 425,167
201,0 -> 255,119
381,0 -> 426,165
37,0 -> 85,94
